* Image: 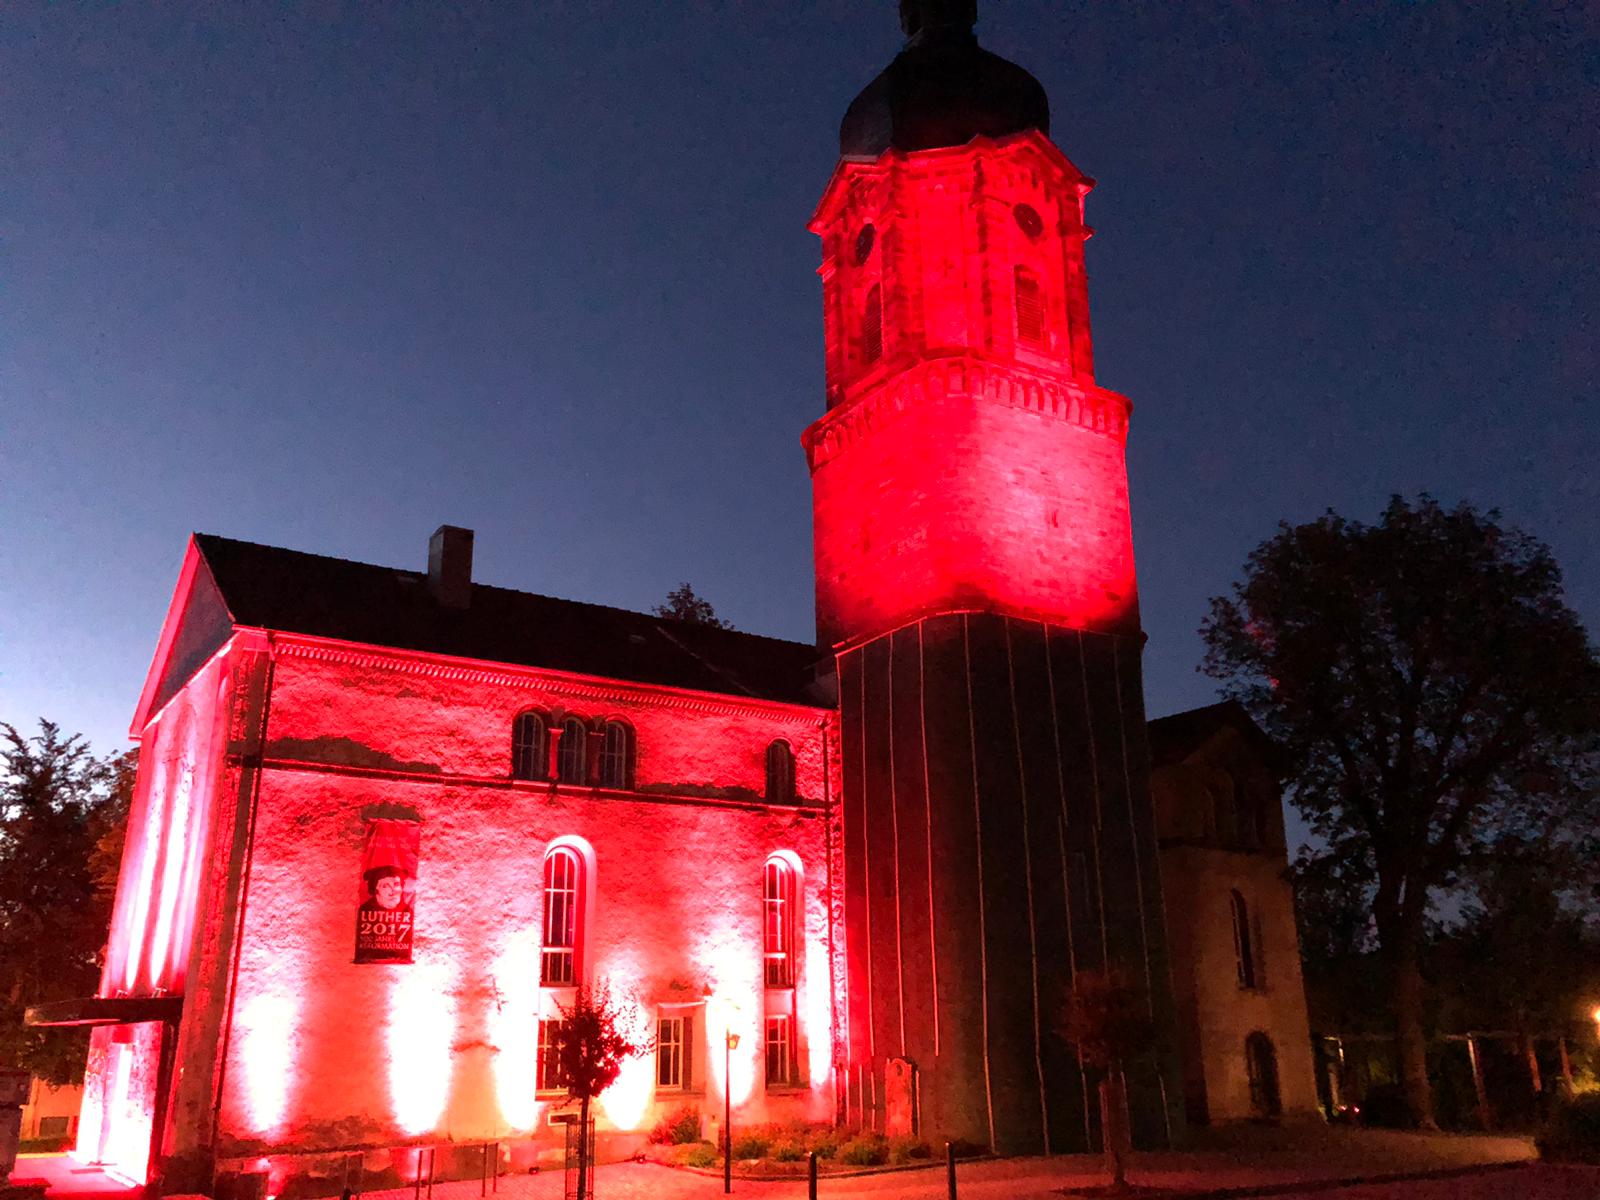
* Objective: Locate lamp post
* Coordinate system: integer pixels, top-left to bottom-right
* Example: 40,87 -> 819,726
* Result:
724,1030 -> 741,1194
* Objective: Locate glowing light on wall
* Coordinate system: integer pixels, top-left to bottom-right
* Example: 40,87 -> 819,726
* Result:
490,933 -> 542,1131
804,939 -> 833,1087
238,993 -> 299,1136
147,745 -> 195,986
72,1060 -> 105,1165
387,962 -> 457,1136
599,1053 -> 655,1132
708,997 -> 757,1109
120,755 -> 168,992
101,1043 -> 150,1186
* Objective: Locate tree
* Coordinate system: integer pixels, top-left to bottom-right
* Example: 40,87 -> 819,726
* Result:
0,723 -> 132,1084
551,983 -> 653,1200
654,583 -> 732,630
1201,496 -> 1600,1127
1061,968 -> 1157,1194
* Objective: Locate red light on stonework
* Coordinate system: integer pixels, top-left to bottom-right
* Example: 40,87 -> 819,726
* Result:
806,135 -> 1140,647
388,963 -> 457,1135
239,994 -> 298,1137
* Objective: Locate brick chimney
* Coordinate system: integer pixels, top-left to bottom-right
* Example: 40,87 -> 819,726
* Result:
427,525 -> 474,609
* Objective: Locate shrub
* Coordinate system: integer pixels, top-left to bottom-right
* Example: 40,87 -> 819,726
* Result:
886,1135 -> 931,1163
807,1127 -> 843,1159
730,1131 -> 771,1160
1537,1092 -> 1600,1164
771,1138 -> 807,1162
676,1141 -> 718,1168
649,1105 -> 702,1145
837,1132 -> 889,1166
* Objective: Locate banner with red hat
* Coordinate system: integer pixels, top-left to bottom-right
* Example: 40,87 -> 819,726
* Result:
355,818 -> 419,963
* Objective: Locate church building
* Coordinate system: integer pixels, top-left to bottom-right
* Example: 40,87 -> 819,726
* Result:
32,3 -> 1318,1193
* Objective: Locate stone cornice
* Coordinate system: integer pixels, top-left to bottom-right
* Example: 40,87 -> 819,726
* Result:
265,632 -> 833,726
254,754 -> 828,816
801,354 -> 1132,472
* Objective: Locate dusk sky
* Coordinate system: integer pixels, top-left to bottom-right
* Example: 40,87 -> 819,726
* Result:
6,1 -> 1597,818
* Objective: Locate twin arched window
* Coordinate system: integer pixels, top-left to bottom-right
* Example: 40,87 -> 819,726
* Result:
513,713 -> 635,789
512,712 -> 548,781
541,846 -> 583,985
599,721 -> 635,789
1015,266 -> 1044,346
766,740 -> 795,804
862,285 -> 883,365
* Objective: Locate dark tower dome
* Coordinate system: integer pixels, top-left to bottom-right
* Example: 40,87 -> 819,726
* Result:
839,0 -> 1050,158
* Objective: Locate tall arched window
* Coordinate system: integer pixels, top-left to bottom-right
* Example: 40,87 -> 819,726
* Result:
541,846 -> 583,985
556,717 -> 586,785
598,720 -> 634,790
512,711 -> 548,781
765,740 -> 795,804
1014,266 -> 1044,346
763,856 -> 796,988
1230,889 -> 1257,989
862,284 -> 883,365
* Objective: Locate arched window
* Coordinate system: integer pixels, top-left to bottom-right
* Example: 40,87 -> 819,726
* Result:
862,284 -> 883,365
763,856 -> 796,988
765,740 -> 795,804
598,720 -> 634,790
1230,889 -> 1257,989
512,711 -> 548,781
556,717 -> 586,785
1014,266 -> 1044,346
541,846 -> 583,985
1245,1032 -> 1282,1118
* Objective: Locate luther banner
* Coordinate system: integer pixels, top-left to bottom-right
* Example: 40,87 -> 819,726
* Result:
356,818 -> 419,964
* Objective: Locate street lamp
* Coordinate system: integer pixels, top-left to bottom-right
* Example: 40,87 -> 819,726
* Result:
724,1029 -> 741,1194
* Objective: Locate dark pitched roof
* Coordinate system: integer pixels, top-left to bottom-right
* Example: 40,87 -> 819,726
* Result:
1145,700 -> 1281,771
193,534 -> 826,707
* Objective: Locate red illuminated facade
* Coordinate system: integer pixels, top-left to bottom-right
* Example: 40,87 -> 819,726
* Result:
46,3 -> 1323,1192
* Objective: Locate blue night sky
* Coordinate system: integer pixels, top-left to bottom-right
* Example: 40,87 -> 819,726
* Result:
5,1 -> 1597,822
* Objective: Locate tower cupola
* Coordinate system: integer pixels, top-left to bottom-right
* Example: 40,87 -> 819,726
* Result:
840,0 -> 1049,158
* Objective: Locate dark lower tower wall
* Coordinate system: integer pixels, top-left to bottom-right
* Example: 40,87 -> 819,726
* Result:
836,612 -> 1184,1153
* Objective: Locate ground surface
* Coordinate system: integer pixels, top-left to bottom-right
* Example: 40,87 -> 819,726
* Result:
15,1128 -> 1590,1200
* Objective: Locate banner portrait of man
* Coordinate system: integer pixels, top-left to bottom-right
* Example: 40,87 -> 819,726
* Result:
356,817 -> 420,964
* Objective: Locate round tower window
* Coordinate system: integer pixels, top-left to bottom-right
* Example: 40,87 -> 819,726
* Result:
1013,203 -> 1044,240
853,224 -> 876,265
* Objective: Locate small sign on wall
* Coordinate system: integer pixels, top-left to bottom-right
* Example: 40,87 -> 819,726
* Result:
356,818 -> 419,964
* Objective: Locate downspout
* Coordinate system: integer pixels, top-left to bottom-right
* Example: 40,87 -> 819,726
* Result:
207,633 -> 277,1179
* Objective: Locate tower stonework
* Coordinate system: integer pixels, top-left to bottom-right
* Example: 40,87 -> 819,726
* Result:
806,5 -> 1185,1154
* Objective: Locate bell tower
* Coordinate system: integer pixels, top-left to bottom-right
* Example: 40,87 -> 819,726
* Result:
807,1 -> 1184,1154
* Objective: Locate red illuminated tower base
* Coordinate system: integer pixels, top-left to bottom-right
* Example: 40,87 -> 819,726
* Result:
808,5 -> 1184,1153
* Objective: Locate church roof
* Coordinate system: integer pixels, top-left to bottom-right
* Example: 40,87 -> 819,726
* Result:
191,534 -> 825,707
1146,700 -> 1283,771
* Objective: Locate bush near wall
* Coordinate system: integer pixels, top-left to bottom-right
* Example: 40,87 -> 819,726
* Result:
1536,1092 -> 1600,1164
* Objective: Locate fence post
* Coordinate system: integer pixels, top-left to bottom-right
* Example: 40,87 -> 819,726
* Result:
808,1151 -> 817,1200
946,1140 -> 957,1199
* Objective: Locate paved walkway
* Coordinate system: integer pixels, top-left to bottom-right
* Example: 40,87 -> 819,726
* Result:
359,1158 -> 1596,1200
12,1129 -> 1572,1200
358,1128 -> 1548,1200
7,1153 -> 138,1200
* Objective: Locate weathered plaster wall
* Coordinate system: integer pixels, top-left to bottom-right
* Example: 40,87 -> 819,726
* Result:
212,643 -> 836,1169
